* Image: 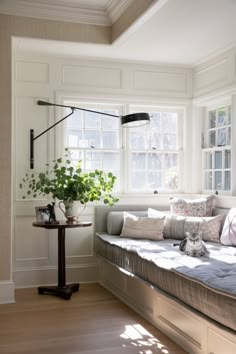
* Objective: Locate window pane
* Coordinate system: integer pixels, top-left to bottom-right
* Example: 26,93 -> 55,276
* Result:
225,150 -> 231,169
164,153 -> 177,169
147,154 -> 162,169
67,130 -> 82,148
227,127 -> 231,145
69,150 -> 85,169
131,153 -> 146,169
131,172 -> 146,190
163,133 -> 177,150
147,132 -> 161,149
228,106 -> 231,125
214,151 -> 222,169
205,171 -> 212,190
84,130 -> 100,148
224,171 -> 231,191
148,172 -> 162,189
217,107 -> 227,126
209,130 -> 216,147
209,110 -> 216,128
204,151 -> 212,169
164,154 -> 178,189
66,110 -> 83,128
102,111 -> 119,129
164,170 -> 178,189
85,151 -> 102,170
103,152 -> 120,170
102,131 -> 119,149
217,128 -> 226,146
214,171 -> 222,190
162,112 -> 177,132
84,111 -> 100,129
150,112 -> 161,130
130,131 -> 146,149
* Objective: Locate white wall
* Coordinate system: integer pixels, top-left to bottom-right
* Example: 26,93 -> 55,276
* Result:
193,47 -> 236,99
192,46 -> 236,205
12,46 -> 192,287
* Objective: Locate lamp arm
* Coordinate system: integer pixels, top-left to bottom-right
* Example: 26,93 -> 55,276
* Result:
37,100 -> 119,118
30,108 -> 74,169
33,109 -> 75,141
31,100 -> 150,169
30,100 -> 119,169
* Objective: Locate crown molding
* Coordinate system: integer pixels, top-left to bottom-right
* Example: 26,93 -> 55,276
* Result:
106,0 -> 133,24
0,0 -> 133,26
0,0 -> 113,26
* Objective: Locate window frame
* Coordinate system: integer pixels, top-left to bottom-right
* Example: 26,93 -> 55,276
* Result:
124,104 -> 184,193
61,97 -> 185,195
202,102 -> 232,195
63,99 -> 124,192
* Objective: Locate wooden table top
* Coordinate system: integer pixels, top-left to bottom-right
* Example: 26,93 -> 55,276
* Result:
32,221 -> 92,229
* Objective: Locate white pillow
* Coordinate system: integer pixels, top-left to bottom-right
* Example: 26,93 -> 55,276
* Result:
221,208 -> 236,246
120,212 -> 165,240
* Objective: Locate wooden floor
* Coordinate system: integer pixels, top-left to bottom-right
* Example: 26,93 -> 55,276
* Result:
0,283 -> 187,354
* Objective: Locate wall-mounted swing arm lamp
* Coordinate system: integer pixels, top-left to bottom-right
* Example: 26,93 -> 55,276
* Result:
30,100 -> 150,169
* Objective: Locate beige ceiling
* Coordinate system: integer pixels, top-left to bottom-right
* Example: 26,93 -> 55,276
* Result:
6,0 -> 236,66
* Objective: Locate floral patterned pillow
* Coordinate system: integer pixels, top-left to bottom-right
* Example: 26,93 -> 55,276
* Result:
170,195 -> 215,217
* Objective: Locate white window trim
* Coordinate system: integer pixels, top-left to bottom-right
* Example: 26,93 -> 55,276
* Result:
57,94 -> 187,195
202,100 -> 232,196
125,104 -> 185,194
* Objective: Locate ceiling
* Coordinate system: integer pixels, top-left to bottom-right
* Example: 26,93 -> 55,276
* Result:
0,0 -> 132,25
6,0 -> 236,66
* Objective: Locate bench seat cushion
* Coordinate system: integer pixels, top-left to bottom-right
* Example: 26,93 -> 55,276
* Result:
95,233 -> 236,332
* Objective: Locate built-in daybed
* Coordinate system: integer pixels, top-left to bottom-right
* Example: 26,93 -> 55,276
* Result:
94,204 -> 236,354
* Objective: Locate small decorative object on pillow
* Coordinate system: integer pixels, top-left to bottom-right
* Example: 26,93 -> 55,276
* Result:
120,212 -> 165,240
170,195 -> 215,217
220,208 -> 236,246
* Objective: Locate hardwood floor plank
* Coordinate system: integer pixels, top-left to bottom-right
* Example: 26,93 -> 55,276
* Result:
0,283 -> 187,354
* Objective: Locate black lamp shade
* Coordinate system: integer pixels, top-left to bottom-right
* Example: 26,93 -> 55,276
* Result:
121,112 -> 150,127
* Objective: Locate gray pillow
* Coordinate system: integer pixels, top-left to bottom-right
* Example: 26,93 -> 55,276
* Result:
148,208 -> 224,242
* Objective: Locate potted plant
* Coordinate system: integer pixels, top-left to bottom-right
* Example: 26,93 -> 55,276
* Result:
20,149 -> 119,220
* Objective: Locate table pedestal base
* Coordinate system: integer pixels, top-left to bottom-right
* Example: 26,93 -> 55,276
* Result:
38,283 -> 80,300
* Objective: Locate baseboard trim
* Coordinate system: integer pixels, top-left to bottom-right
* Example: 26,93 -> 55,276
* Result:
13,264 -> 97,288
0,280 -> 15,303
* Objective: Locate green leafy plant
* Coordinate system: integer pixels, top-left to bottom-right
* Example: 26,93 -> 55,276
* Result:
19,150 -> 119,206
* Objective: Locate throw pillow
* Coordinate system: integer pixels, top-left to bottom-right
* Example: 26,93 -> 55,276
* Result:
107,211 -> 147,235
163,214 -> 224,242
170,195 -> 215,217
148,208 -> 223,242
220,208 -> 236,246
120,212 -> 165,240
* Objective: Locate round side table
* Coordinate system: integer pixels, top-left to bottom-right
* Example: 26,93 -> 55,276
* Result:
33,221 -> 92,300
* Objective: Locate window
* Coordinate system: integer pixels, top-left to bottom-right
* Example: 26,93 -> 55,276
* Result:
202,105 -> 231,193
127,107 -> 183,192
64,102 -> 122,191
63,101 -> 184,194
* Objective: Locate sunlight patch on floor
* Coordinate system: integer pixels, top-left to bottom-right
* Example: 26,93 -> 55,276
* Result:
120,323 -> 169,353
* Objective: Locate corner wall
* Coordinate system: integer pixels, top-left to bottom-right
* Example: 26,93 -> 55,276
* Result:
0,13 -> 110,302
